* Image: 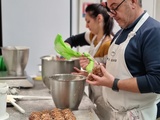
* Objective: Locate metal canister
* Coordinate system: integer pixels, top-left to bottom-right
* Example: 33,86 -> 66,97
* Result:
1,46 -> 29,76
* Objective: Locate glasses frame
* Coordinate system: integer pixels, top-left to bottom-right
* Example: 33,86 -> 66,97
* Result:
106,0 -> 126,15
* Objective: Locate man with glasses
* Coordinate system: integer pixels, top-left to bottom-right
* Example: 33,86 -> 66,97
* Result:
84,0 -> 160,119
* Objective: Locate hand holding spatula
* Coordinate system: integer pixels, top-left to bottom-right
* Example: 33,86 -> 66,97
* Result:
54,34 -> 94,73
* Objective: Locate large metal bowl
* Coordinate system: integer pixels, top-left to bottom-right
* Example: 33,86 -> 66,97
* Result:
41,55 -> 80,89
49,74 -> 86,110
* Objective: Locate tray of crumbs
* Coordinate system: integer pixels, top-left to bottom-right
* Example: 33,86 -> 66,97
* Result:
29,108 -> 99,120
73,109 -> 99,120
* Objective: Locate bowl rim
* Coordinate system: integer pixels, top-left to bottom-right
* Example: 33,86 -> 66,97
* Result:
41,55 -> 79,62
49,74 -> 86,82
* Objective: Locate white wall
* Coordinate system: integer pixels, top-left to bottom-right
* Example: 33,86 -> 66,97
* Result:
142,0 -> 155,17
71,0 -> 78,35
155,0 -> 160,21
142,0 -> 160,21
2,0 -> 70,75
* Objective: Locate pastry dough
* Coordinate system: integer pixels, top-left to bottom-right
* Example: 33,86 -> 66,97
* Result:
29,108 -> 76,120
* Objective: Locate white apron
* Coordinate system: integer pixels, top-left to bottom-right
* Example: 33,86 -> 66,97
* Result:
89,35 -> 105,57
103,12 -> 160,120
89,35 -> 112,120
89,34 -> 105,103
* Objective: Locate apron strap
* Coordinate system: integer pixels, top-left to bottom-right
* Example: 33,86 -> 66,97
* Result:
89,35 -> 106,56
132,12 -> 149,33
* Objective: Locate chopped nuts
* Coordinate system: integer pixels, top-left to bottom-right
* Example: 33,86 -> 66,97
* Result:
88,65 -> 103,81
29,108 -> 76,120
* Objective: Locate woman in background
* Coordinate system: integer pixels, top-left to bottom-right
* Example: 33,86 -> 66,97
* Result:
65,3 -> 114,119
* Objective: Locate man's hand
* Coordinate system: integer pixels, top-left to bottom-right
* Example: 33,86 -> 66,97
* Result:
86,65 -> 114,88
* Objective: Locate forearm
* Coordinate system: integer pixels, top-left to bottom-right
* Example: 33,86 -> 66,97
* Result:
64,32 -> 89,48
87,66 -> 140,93
118,77 -> 140,93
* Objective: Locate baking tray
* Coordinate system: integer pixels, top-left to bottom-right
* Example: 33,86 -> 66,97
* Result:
73,109 -> 99,120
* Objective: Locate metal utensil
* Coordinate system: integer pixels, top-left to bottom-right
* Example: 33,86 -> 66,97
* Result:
7,95 -> 25,114
8,95 -> 52,100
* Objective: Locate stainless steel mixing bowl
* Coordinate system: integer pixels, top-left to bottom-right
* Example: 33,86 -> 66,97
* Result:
41,55 -> 80,89
49,74 -> 86,110
1,46 -> 29,76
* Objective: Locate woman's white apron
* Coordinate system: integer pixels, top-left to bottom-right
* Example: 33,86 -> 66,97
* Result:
89,35 -> 111,119
102,12 -> 160,120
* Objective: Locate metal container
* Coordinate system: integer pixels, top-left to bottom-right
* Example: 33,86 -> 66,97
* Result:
1,46 -> 29,76
49,74 -> 86,110
41,55 -> 80,89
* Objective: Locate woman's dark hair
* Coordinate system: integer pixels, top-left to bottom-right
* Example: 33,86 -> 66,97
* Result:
85,3 -> 114,36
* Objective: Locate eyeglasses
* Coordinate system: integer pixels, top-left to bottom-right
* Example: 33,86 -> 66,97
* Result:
106,0 -> 126,15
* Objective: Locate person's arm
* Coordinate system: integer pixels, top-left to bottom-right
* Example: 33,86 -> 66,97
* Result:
136,26 -> 160,94
86,65 -> 140,93
118,77 -> 139,92
64,32 -> 90,48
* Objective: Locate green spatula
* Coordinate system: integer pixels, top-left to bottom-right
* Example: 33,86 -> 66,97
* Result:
54,34 -> 94,73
